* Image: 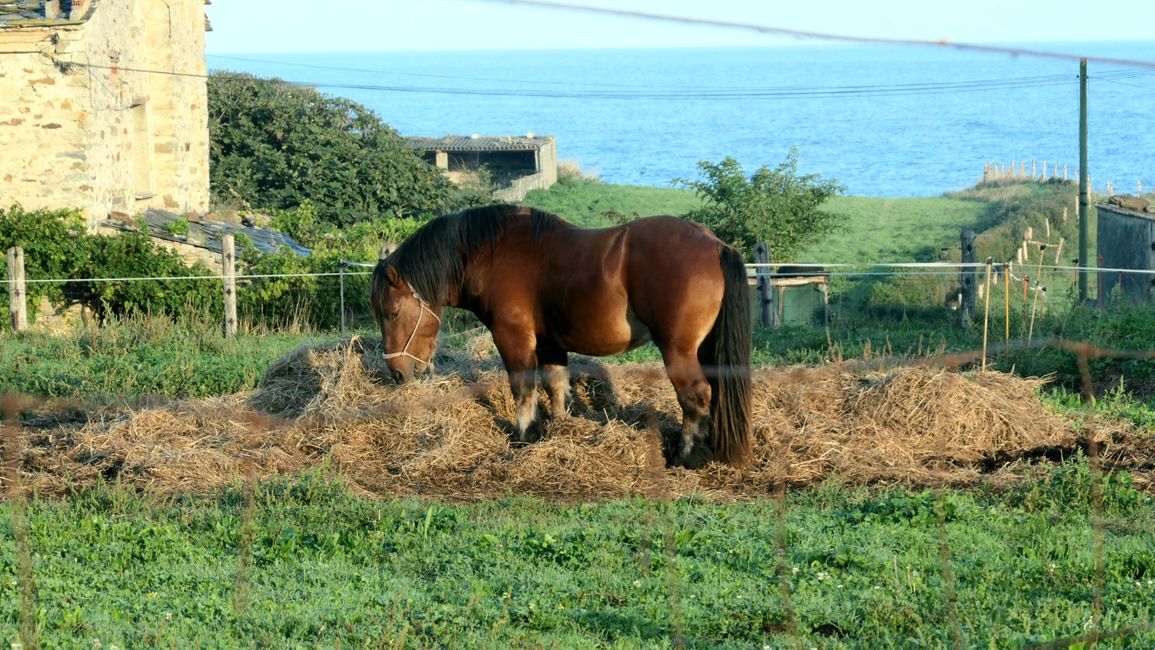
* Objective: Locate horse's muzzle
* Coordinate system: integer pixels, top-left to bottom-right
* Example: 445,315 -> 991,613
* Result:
390,363 -> 432,384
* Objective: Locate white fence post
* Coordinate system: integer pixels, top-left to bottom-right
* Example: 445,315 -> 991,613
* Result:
221,235 -> 237,337
7,246 -> 27,332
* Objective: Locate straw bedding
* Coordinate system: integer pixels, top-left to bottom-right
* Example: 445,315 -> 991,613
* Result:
7,336 -> 1147,500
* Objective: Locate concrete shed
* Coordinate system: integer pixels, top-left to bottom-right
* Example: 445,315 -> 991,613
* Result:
1096,197 -> 1155,301
406,134 -> 558,201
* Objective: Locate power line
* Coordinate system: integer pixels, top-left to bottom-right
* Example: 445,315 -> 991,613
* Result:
58,55 -> 1152,103
471,0 -> 1155,70
208,54 -> 644,89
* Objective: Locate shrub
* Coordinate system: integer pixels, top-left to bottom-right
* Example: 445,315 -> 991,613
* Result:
1,204 -> 219,322
208,71 -> 466,227
678,148 -> 846,260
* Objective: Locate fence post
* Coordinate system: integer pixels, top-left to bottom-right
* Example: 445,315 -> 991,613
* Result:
221,234 -> 237,337
7,247 -> 27,332
960,229 -> 977,327
339,261 -> 347,333
754,242 -> 774,327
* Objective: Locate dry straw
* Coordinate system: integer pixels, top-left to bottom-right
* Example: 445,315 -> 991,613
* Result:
10,336 -> 1150,500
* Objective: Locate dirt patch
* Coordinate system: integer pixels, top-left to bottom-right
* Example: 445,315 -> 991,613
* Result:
6,336 -> 1151,500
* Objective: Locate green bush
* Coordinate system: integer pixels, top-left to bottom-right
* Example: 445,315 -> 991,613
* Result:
1,205 -> 219,322
678,148 -> 846,260
208,71 -> 475,227
237,210 -> 427,330
0,204 -> 86,317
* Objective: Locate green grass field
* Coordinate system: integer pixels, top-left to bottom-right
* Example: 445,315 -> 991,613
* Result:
3,467 -> 1153,647
522,177 -> 703,228
798,195 -> 995,264
522,176 -> 997,265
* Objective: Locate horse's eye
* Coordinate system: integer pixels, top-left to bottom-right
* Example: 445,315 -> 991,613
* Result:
389,310 -> 400,320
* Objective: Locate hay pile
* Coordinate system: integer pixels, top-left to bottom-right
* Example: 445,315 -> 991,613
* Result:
12,336 -> 1130,500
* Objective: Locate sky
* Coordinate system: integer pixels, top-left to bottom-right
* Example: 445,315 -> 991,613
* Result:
205,0 -> 1155,54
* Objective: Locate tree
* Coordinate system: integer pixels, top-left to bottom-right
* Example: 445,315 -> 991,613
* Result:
679,148 -> 846,260
208,72 -> 477,227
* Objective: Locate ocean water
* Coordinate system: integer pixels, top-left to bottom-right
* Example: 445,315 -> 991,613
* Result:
208,42 -> 1155,198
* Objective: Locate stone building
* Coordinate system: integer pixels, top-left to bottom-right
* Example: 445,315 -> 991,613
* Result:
0,0 -> 211,228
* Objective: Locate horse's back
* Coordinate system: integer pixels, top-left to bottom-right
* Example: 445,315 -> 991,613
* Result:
619,216 -> 729,328
517,215 -> 722,355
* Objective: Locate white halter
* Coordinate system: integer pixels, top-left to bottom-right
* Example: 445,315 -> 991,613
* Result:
382,286 -> 441,366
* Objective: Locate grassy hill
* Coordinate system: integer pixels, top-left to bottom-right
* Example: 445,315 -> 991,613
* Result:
521,176 -> 996,265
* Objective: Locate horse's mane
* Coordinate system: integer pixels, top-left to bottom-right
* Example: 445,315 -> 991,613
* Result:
381,204 -> 567,305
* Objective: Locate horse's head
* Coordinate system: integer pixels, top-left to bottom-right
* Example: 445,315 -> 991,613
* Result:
372,263 -> 442,383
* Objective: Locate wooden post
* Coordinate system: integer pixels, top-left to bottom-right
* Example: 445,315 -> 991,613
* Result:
7,247 -> 27,332
339,261 -> 347,333
754,242 -> 774,328
221,234 -> 237,337
1078,59 -> 1089,303
981,259 -> 993,372
960,229 -> 977,327
1004,262 -> 1011,343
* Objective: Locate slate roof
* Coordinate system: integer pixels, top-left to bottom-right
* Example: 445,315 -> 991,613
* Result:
0,1 -> 89,27
101,209 -> 311,257
1,1 -> 211,29
406,134 -> 554,152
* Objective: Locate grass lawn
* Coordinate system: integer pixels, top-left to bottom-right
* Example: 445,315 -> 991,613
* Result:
3,467 -> 1153,648
521,176 -> 997,266
521,178 -> 703,228
800,195 -> 995,264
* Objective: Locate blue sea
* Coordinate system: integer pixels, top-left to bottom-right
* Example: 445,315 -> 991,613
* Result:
208,42 -> 1155,198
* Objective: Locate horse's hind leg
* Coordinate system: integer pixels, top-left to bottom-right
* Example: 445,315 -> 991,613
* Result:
661,349 -> 712,469
538,345 -> 570,419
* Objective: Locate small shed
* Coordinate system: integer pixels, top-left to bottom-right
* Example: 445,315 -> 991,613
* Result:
750,260 -> 829,327
1096,196 -> 1155,301
772,266 -> 830,326
406,134 -> 558,201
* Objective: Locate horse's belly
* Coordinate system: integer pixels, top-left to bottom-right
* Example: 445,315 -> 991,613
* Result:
553,311 -> 651,357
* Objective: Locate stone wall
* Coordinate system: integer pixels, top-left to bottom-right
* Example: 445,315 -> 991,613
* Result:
0,0 -> 209,229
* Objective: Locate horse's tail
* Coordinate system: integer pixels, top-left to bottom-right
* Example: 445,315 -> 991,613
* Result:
708,245 -> 753,466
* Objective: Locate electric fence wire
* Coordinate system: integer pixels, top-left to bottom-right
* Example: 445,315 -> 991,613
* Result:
13,262 -> 1155,285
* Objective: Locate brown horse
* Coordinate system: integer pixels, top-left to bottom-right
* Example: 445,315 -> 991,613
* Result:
370,204 -> 752,468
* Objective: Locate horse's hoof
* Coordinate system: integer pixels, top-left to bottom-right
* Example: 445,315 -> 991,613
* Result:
679,444 -> 712,470
520,420 -> 544,444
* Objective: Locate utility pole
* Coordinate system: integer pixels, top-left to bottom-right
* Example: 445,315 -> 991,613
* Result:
1078,58 -> 1089,303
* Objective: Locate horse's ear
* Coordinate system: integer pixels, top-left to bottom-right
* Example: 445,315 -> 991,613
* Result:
384,264 -> 402,288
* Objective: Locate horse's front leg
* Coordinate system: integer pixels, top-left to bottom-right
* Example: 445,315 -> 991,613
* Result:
493,328 -> 542,443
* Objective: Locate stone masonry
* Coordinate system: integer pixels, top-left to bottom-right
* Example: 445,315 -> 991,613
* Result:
0,0 -> 210,228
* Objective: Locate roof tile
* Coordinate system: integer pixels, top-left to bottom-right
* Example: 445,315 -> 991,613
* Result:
406,134 -> 554,152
